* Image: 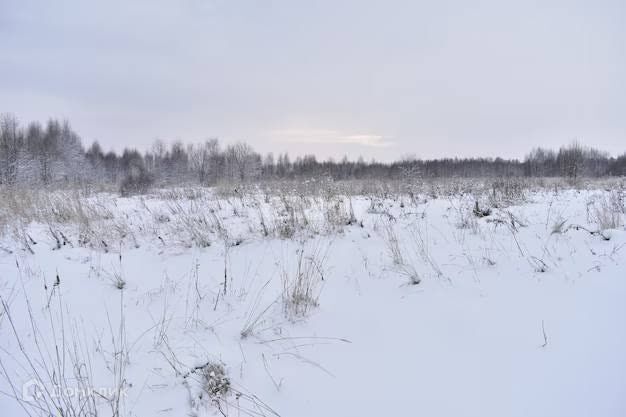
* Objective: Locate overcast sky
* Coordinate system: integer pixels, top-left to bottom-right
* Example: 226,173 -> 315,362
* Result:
1,0 -> 624,161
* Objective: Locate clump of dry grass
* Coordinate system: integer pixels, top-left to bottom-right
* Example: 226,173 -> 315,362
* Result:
587,191 -> 624,232
381,217 -> 404,266
281,241 -> 328,320
323,196 -> 358,232
0,269 -> 128,417
381,218 -> 421,285
167,199 -> 214,247
451,199 -> 480,233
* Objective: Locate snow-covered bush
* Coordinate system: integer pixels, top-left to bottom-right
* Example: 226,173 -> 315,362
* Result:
201,362 -> 231,399
275,195 -> 310,239
120,167 -> 154,196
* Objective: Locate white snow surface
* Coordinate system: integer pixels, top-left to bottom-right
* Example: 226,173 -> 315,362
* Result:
1,188 -> 625,416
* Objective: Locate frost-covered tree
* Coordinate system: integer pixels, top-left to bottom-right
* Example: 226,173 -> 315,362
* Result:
0,113 -> 22,185
557,141 -> 584,180
225,142 -> 260,182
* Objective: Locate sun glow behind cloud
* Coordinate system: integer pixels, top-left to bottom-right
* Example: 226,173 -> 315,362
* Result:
271,129 -> 394,148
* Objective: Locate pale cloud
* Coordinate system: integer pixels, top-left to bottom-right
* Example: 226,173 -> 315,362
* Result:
271,129 -> 394,148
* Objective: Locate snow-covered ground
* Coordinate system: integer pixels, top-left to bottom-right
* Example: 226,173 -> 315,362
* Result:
1,185 -> 625,416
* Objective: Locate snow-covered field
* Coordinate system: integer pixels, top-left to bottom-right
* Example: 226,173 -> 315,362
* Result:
1,183 -> 625,416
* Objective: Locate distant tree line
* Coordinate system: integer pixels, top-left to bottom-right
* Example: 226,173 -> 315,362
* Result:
1,113 -> 625,191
